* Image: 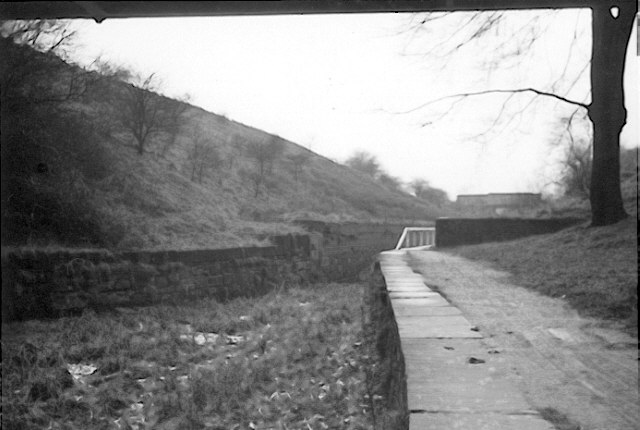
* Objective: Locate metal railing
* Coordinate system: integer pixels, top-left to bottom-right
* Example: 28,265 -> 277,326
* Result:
394,227 -> 436,250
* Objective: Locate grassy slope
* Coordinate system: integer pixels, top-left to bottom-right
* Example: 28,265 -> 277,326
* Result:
3,39 -> 449,250
88,105 -> 446,250
447,150 -> 638,334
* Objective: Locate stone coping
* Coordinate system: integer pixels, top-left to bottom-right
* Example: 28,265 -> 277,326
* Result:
378,250 -> 554,430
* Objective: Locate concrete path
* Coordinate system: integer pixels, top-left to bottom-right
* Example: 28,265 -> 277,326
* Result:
379,250 -> 554,430
405,249 -> 639,430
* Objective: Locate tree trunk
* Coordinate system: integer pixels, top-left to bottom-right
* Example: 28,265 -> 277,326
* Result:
587,1 -> 635,226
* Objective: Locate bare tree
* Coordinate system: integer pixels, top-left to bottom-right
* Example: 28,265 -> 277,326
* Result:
560,138 -> 592,199
245,136 -> 285,196
554,113 -> 592,199
0,19 -> 77,59
587,2 -> 634,225
409,179 -> 449,206
403,3 -> 635,225
265,136 -> 285,175
288,151 -> 311,184
408,179 -> 429,197
119,72 -> 168,155
1,20 -> 118,245
1,20 -> 94,108
345,151 -> 381,178
378,173 -> 403,191
225,134 -> 244,170
186,130 -> 222,183
93,64 -> 189,156
246,139 -> 272,179
160,94 -> 191,158
240,168 -> 263,198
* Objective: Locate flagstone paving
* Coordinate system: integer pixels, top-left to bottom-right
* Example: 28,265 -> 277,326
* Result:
379,250 -> 555,430
399,249 -> 639,430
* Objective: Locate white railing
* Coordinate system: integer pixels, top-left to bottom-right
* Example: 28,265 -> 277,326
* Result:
395,227 -> 436,250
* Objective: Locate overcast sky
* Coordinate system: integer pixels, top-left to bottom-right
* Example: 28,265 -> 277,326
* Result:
67,10 -> 637,198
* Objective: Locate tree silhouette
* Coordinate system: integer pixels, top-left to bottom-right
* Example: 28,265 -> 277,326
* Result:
409,179 -> 450,206
403,3 -> 635,225
552,112 -> 592,199
378,173 -> 403,191
187,130 -> 222,183
92,63 -> 190,156
288,151 -> 311,184
345,151 -> 381,178
1,21 -> 118,245
244,136 -> 285,197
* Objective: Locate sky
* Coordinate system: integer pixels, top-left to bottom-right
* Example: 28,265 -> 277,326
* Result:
66,10 -> 637,199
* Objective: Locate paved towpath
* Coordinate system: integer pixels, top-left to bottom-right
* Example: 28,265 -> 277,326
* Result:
379,249 -> 554,430
395,249 -> 639,430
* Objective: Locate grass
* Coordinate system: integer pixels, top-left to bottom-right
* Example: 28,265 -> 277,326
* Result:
2,283 -> 392,429
447,216 -> 637,336
77,109 -> 447,250
3,39 -> 446,250
537,407 -> 581,430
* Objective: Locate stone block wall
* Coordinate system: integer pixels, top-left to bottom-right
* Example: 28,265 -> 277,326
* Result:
367,261 -> 409,429
435,217 -> 583,247
2,222 -> 419,321
2,235 -> 311,321
296,221 -> 414,281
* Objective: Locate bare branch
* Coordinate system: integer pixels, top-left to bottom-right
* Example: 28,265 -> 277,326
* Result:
405,87 -> 589,119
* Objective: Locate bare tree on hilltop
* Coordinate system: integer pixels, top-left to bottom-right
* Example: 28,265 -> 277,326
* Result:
1,20 -> 96,109
345,151 -> 381,179
378,173 -> 403,192
403,2 -> 636,226
92,62 -> 190,156
288,151 -> 311,185
345,150 -> 405,192
187,130 -> 222,184
243,136 -> 285,197
409,179 -> 450,207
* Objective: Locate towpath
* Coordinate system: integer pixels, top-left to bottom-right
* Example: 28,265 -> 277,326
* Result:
379,248 -> 638,430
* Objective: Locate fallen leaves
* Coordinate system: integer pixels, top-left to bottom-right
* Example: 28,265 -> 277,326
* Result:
3,284 -> 375,429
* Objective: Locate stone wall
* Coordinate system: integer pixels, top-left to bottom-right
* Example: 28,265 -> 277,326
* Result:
367,261 -> 409,429
2,235 -> 311,321
435,217 -> 582,247
456,193 -> 542,208
296,221 -> 413,281
2,222 -> 416,321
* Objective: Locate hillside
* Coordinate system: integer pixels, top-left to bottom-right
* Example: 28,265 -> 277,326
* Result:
1,37 -> 450,250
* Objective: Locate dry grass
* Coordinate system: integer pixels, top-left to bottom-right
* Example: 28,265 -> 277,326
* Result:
4,39 -> 448,250
6,71 -> 447,250
11,101 -> 447,250
1,283 -> 390,429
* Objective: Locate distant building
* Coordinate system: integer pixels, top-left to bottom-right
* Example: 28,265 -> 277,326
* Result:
456,193 -> 542,215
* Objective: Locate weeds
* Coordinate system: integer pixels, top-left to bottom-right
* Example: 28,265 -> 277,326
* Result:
2,283 -> 379,429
